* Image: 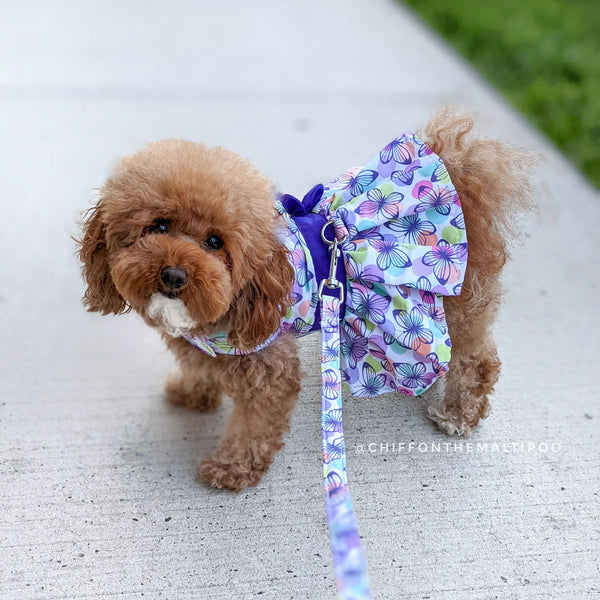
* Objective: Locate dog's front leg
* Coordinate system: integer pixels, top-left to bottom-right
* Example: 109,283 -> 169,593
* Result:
198,335 -> 300,491
165,343 -> 224,411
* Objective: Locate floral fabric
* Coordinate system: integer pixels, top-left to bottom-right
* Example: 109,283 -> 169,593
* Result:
185,132 -> 468,397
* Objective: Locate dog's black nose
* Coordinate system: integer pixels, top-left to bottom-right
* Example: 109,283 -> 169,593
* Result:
160,266 -> 189,291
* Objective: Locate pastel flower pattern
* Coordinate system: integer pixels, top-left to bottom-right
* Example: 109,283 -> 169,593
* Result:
314,132 -> 467,396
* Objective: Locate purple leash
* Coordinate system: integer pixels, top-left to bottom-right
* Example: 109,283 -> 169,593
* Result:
319,220 -> 372,600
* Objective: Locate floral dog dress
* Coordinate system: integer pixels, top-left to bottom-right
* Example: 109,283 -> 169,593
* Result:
185,132 -> 468,398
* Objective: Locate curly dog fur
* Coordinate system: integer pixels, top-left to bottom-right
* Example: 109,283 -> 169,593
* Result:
78,110 -> 533,491
421,110 -> 534,435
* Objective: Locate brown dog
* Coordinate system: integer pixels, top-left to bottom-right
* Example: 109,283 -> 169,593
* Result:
79,111 -> 533,491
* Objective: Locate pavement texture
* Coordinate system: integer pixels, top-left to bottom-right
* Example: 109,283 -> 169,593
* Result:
1,1 -> 599,599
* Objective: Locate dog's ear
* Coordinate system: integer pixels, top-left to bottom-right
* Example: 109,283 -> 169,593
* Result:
227,241 -> 294,351
78,202 -> 127,315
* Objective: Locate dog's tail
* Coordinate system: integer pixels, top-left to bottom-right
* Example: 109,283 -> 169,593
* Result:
421,109 -> 536,313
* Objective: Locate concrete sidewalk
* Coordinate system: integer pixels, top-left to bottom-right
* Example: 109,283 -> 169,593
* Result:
1,1 -> 598,598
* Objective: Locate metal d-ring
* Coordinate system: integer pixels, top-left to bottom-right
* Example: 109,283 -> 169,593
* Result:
320,218 -> 348,246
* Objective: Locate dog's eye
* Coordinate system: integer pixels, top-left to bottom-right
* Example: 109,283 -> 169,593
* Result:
143,218 -> 170,236
205,234 -> 224,250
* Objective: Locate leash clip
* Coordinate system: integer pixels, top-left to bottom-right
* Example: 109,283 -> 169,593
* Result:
318,218 -> 347,303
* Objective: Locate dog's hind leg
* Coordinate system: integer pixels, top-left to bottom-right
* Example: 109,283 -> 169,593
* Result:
427,286 -> 502,437
420,110 -> 534,437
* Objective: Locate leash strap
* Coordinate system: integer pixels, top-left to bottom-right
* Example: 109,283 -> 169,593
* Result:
319,221 -> 372,600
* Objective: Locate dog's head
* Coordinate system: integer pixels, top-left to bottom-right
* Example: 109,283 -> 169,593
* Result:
78,140 -> 294,350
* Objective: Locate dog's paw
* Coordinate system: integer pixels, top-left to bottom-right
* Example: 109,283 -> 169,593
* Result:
427,404 -> 474,437
427,394 -> 491,437
198,441 -> 278,492
198,454 -> 267,492
165,376 -> 221,411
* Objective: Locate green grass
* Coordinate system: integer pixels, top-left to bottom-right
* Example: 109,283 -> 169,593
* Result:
402,0 -> 600,187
